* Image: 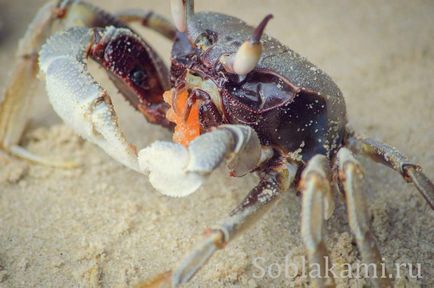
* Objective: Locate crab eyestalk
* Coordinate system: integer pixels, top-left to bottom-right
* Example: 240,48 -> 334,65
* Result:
170,0 -> 194,32
222,14 -> 273,76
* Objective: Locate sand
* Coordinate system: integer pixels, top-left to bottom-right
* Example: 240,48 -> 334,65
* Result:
0,0 -> 433,287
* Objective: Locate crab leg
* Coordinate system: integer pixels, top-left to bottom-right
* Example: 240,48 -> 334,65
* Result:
0,2 -> 58,161
347,135 -> 434,209
0,0 -> 172,166
115,9 -> 176,40
138,159 -> 295,287
337,148 -> 391,288
170,0 -> 194,33
0,0 -> 116,166
0,0 -> 115,147
299,155 -> 335,288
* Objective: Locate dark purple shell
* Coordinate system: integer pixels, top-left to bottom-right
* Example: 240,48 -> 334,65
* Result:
78,2 -> 172,127
173,12 -> 348,161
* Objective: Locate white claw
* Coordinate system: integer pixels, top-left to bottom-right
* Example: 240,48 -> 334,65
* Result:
138,129 -> 235,197
170,0 -> 187,32
186,129 -> 235,174
138,141 -> 204,197
39,27 -> 139,171
138,125 -> 262,197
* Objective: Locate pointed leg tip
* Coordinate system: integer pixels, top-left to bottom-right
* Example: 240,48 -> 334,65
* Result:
8,145 -> 81,169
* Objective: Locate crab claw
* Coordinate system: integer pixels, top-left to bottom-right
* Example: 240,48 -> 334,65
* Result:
39,27 -> 140,171
138,141 -> 205,197
138,125 -> 262,197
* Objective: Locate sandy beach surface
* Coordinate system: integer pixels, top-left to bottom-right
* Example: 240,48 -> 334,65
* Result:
0,0 -> 433,287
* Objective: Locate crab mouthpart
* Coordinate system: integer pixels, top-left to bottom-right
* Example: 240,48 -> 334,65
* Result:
164,89 -> 201,146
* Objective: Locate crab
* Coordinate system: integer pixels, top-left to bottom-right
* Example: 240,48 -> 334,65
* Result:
0,0 -> 432,287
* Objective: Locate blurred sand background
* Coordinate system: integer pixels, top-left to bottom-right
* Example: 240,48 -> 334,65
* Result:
0,0 -> 433,287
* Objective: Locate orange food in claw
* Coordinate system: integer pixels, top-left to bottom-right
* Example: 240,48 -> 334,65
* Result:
163,89 -> 200,146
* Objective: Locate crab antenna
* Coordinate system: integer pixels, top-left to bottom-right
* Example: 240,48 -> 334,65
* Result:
170,0 -> 194,33
232,14 -> 273,75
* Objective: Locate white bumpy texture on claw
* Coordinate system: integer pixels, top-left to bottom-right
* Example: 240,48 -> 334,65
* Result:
138,125 -> 262,197
39,27 -> 140,171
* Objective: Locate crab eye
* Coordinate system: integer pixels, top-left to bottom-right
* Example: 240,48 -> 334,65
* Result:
130,68 -> 149,89
194,30 -> 218,49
